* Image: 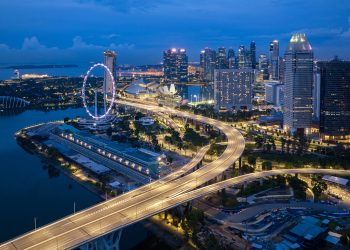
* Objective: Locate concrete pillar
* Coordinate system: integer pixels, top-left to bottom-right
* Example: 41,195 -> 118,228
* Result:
79,229 -> 123,250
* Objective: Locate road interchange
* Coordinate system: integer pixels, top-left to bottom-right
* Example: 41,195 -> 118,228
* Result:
1,100 -> 348,250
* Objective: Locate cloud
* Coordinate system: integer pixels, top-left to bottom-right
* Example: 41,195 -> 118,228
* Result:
71,36 -> 134,50
21,36 -> 47,50
0,36 -> 135,64
102,33 -> 120,40
341,17 -> 350,37
77,0 -> 170,13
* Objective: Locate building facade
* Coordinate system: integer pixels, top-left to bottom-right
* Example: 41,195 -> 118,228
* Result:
238,45 -> 252,69
200,48 -> 217,81
216,47 -> 228,69
318,59 -> 350,140
250,41 -> 257,69
283,34 -> 313,135
259,54 -> 269,80
214,68 -> 254,111
265,81 -> 284,106
269,40 -> 280,80
227,49 -> 237,69
163,48 -> 188,83
103,50 -> 117,94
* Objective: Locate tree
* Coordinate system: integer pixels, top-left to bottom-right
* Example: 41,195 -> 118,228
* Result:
63,117 -> 70,123
311,176 -> 327,200
287,175 -> 308,200
242,164 -> 254,174
281,137 -> 286,153
247,155 -> 257,168
262,161 -> 273,170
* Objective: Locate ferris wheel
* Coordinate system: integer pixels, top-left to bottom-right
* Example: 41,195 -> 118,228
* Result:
81,63 -> 116,120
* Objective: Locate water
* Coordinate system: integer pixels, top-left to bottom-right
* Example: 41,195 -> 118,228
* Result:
0,109 -> 153,249
175,83 -> 214,102
0,65 -> 89,80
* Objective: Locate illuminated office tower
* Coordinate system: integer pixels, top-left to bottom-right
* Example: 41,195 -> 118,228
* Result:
283,34 -> 313,135
163,48 -> 188,82
269,40 -> 279,80
238,45 -> 251,69
250,41 -> 257,69
216,47 -> 228,69
200,48 -> 217,81
258,54 -> 269,80
214,68 -> 254,111
318,58 -> 350,140
227,49 -> 237,69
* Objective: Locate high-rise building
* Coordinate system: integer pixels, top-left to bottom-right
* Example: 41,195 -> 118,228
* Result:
283,34 -> 313,135
265,81 -> 284,106
258,54 -> 269,80
103,50 -> 117,94
269,40 -> 279,80
200,48 -> 217,81
318,58 -> 350,140
250,41 -> 257,69
214,68 -> 254,111
313,66 -> 321,120
227,49 -> 237,69
163,48 -> 188,83
216,47 -> 228,69
238,45 -> 252,69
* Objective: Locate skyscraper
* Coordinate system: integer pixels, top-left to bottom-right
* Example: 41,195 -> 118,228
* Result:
238,45 -> 252,69
216,47 -> 228,69
269,40 -> 279,80
214,68 -> 254,111
258,54 -> 269,80
163,48 -> 188,83
200,48 -> 217,81
250,41 -> 256,69
227,49 -> 237,69
103,50 -> 117,94
318,58 -> 350,140
283,34 -> 313,135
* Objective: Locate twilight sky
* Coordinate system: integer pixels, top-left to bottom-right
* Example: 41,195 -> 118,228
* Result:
0,0 -> 349,65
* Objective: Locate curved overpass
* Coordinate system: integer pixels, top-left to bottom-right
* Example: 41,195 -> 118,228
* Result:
2,101 -> 345,250
0,100 -> 244,250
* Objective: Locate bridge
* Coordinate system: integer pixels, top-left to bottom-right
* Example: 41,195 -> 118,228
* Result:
0,96 -> 29,110
0,100 -> 348,250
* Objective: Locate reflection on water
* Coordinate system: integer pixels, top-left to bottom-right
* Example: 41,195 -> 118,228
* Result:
0,108 -> 154,249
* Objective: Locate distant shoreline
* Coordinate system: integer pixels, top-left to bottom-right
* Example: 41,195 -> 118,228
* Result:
1,64 -> 79,69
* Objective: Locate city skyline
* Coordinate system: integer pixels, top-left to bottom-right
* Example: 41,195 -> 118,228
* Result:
0,0 -> 350,65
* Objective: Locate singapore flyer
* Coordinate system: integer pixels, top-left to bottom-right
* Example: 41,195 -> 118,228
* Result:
81,63 -> 116,120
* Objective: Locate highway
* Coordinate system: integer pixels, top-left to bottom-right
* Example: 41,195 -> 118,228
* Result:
0,100 -> 244,250
1,101 -> 348,250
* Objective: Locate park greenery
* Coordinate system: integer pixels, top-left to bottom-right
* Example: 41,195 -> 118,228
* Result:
177,104 -> 271,122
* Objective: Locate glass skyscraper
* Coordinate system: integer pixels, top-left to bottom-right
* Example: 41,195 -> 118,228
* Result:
163,48 -> 188,83
238,45 -> 252,69
283,34 -> 313,135
269,40 -> 280,80
250,41 -> 256,69
227,49 -> 237,69
200,48 -> 217,81
318,59 -> 350,140
216,47 -> 228,69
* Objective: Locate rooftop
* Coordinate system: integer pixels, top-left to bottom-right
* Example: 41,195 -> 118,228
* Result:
286,33 -> 312,52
